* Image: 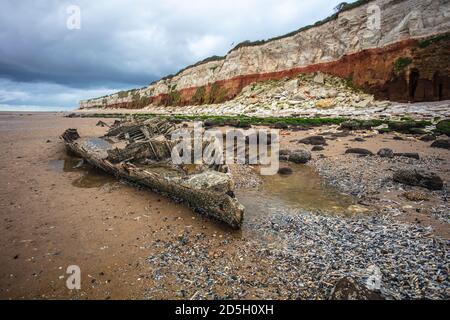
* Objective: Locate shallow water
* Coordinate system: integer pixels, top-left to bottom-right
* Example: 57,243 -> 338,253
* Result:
236,163 -> 356,218
49,156 -> 355,217
49,156 -> 115,188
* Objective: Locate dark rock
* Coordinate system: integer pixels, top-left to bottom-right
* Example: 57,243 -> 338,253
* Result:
345,148 -> 373,156
351,137 -> 366,142
204,119 -> 222,128
271,122 -> 289,129
279,149 -> 292,161
225,119 -> 240,127
330,131 -> 351,138
298,135 -> 327,146
393,136 -> 404,141
245,132 -> 271,145
289,150 -> 311,164
329,277 -> 384,300
278,167 -> 293,175
235,121 -> 252,129
393,169 -> 444,191
407,128 -> 427,135
339,120 -> 375,131
311,146 -> 324,152
388,121 -> 427,133
279,149 -> 292,156
419,135 -> 436,142
377,148 -> 394,158
431,139 -> 450,150
394,153 -> 420,160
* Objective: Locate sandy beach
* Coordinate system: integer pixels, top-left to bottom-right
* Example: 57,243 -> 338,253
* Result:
0,112 -> 230,299
0,112 -> 448,300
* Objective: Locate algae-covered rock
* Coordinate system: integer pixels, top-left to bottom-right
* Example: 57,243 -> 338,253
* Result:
435,119 -> 450,137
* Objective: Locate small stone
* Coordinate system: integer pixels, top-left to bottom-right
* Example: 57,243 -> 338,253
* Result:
298,136 -> 327,146
329,277 -> 384,300
377,148 -> 394,158
311,146 -> 325,152
278,167 -> 293,175
340,120 -> 374,131
402,191 -> 430,202
313,72 -> 325,84
279,149 -> 291,161
345,148 -> 373,156
271,122 -> 288,129
289,150 -> 312,164
315,98 -> 335,109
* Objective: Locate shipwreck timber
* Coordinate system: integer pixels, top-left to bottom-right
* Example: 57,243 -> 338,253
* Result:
61,119 -> 244,228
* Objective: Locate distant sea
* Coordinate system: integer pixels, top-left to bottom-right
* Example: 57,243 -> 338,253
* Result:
0,104 -> 74,112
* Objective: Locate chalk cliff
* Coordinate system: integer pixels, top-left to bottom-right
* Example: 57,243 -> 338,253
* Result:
80,0 -> 450,110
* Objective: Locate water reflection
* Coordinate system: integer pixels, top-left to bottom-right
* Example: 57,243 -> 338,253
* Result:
49,156 -> 115,188
236,163 -> 356,218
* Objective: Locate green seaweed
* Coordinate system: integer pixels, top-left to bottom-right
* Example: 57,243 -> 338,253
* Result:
435,119 -> 450,136
79,114 -> 434,136
394,57 -> 412,73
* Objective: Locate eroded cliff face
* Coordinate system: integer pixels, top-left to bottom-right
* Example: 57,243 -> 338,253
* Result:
80,0 -> 450,110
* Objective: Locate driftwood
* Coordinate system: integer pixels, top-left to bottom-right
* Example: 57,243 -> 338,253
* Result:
61,125 -> 244,228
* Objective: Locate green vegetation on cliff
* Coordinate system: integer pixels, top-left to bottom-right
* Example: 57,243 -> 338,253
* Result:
394,57 -> 412,73
418,33 -> 450,48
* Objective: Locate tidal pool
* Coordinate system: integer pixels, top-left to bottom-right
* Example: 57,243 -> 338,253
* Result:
236,163 -> 356,218
49,156 -> 115,188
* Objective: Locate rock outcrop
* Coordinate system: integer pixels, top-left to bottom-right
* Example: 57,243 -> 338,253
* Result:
393,169 -> 444,190
80,0 -> 450,110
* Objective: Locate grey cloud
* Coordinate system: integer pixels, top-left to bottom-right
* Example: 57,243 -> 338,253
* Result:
0,0 -> 340,110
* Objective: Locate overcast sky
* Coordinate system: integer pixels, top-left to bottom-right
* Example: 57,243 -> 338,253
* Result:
0,0 -> 344,111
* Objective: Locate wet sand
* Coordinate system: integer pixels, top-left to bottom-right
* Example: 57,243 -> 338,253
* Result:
0,112 -> 230,299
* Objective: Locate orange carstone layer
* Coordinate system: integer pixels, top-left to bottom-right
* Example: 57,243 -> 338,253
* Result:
103,37 -> 450,109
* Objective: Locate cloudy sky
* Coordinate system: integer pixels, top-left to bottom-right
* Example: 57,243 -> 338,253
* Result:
0,0 -> 344,111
